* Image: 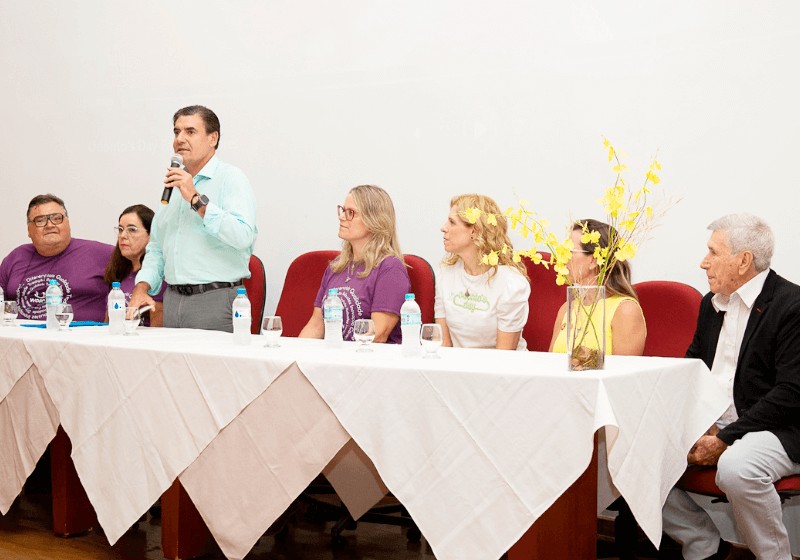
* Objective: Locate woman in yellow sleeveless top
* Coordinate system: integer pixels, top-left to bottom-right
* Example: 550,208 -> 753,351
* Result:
549,219 -> 647,356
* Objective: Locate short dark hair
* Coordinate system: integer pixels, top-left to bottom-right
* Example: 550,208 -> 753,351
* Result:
173,105 -> 221,149
27,194 -> 67,220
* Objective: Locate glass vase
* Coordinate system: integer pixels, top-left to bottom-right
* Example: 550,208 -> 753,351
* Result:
565,285 -> 606,371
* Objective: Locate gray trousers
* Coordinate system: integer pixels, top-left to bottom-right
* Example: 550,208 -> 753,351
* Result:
663,431 -> 800,560
163,286 -> 238,333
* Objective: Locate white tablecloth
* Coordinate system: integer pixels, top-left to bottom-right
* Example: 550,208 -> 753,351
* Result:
0,325 -> 293,544
299,346 -> 729,559
1,326 -> 730,560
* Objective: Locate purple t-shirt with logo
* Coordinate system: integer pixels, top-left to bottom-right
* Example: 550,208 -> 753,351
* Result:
0,238 -> 114,322
313,256 -> 410,344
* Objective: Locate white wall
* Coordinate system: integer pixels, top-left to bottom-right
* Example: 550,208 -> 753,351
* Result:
2,1 -> 799,316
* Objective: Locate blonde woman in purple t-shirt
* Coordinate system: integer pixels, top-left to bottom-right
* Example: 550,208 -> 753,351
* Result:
299,185 -> 410,343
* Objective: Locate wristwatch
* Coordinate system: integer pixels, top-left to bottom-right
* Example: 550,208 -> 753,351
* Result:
191,194 -> 209,212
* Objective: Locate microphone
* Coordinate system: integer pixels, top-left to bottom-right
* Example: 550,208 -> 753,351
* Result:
160,154 -> 185,205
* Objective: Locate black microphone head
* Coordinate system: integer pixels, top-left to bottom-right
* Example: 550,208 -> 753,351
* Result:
170,154 -> 183,168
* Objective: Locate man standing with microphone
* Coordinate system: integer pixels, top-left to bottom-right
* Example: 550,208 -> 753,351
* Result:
129,105 -> 257,331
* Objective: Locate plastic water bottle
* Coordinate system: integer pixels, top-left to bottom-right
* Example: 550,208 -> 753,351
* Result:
400,293 -> 422,357
108,282 -> 126,335
45,279 -> 62,330
232,288 -> 251,345
322,288 -> 344,348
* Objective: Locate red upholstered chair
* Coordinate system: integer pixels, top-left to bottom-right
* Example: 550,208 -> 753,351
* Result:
677,467 -> 800,502
632,280 -> 702,358
243,254 -> 266,335
277,251 -> 430,543
402,254 -> 435,324
274,250 -> 338,337
275,251 -> 434,338
521,252 -> 567,352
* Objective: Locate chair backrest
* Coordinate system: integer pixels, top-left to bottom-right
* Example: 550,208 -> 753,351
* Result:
275,250 -> 435,338
521,253 -> 567,352
243,254 -> 266,334
275,250 -> 339,337
403,254 -> 435,324
632,280 -> 702,358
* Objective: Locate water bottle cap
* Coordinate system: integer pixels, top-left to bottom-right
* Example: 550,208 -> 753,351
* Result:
112,282 -> 121,288
237,288 -> 246,295
405,293 -> 415,300
48,279 -> 58,285
328,288 -> 338,296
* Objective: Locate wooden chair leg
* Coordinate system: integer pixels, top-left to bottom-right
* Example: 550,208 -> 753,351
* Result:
161,480 -> 211,559
50,426 -> 97,536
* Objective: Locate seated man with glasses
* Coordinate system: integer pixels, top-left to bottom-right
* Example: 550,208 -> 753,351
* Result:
0,193 -> 113,321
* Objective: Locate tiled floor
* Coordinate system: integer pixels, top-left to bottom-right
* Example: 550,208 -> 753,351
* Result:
0,490 -> 674,560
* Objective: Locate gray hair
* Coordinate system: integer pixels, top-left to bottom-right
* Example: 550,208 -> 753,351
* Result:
708,213 -> 774,272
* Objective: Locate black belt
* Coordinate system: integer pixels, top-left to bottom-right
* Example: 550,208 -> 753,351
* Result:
170,280 -> 243,296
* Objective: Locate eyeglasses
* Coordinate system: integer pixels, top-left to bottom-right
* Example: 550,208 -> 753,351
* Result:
570,250 -> 592,254
28,213 -> 66,227
114,225 -> 142,237
337,205 -> 359,221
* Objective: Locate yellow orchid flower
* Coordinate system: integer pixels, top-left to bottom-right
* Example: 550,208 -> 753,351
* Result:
464,207 -> 482,224
580,230 -> 601,244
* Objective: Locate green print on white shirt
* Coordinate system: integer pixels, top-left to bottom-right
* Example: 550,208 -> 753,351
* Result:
452,292 -> 490,312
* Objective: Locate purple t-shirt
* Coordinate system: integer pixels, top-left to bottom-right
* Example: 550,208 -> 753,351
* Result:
119,271 -> 166,305
313,256 -> 410,344
0,238 -> 113,322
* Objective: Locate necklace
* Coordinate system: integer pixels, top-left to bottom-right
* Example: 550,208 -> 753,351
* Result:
461,267 -> 483,298
345,264 -> 354,283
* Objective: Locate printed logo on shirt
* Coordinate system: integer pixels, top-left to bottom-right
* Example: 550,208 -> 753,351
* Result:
452,292 -> 490,313
17,274 -> 73,320
333,285 -> 363,341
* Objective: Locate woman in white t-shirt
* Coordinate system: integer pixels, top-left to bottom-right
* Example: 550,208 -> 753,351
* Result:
434,194 -> 531,350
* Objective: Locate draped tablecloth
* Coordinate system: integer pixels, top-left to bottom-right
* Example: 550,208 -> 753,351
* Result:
298,346 -> 729,560
0,325 -> 60,513
1,326 -> 729,560
0,325 -> 293,544
178,339 -> 729,560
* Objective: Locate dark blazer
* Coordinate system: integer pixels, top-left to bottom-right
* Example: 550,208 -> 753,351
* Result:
686,270 -> 800,462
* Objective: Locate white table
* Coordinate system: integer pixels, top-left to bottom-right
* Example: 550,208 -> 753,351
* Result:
0,325 -> 729,560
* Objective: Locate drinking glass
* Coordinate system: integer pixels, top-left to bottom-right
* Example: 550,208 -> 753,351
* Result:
55,303 -> 74,331
353,318 -> 376,352
3,300 -> 19,326
420,323 -> 443,359
124,307 -> 141,336
262,316 -> 283,348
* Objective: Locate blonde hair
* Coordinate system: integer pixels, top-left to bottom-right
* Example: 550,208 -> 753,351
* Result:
443,193 -> 529,280
331,185 -> 404,278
